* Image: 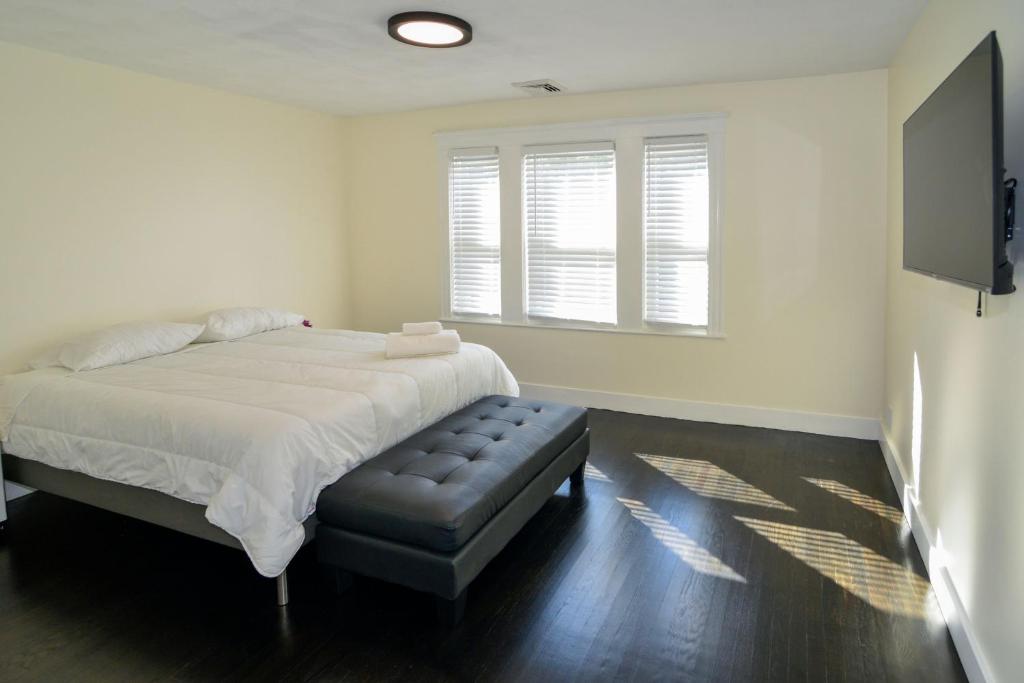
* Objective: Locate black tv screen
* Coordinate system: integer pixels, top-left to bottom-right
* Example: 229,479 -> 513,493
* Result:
903,31 -> 1013,294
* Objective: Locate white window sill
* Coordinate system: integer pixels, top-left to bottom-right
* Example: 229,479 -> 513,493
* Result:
441,317 -> 725,339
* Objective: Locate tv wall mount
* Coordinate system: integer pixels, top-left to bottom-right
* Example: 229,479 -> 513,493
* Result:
1006,176 -> 1017,243
978,175 -> 1018,315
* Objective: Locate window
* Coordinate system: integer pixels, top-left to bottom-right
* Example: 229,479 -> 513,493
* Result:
643,136 -> 710,327
439,114 -> 724,336
524,143 -> 617,324
448,148 -> 500,316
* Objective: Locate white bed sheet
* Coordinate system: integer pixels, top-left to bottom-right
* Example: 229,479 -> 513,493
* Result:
0,328 -> 519,577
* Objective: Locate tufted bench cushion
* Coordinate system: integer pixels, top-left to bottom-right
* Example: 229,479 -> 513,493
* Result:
316,396 -> 587,552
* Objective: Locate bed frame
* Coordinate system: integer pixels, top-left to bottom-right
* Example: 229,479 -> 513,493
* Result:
1,451 -> 315,606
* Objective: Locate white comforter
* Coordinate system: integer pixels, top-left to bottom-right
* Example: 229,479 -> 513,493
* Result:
0,328 -> 519,577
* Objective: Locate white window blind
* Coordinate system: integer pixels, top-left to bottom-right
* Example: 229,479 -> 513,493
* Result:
449,148 -> 501,316
643,135 -> 711,327
523,142 -> 617,324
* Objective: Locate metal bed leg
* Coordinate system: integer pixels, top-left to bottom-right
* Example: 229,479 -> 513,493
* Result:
276,570 -> 289,606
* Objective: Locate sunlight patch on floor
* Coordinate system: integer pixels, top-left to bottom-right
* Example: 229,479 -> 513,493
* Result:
584,462 -> 612,482
636,454 -> 794,511
735,516 -> 931,618
617,497 -> 746,582
803,478 -> 904,524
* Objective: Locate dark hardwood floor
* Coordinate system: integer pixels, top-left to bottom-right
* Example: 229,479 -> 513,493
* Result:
0,410 -> 965,682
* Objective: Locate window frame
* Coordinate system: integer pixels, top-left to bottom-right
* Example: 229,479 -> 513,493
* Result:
642,134 -> 714,331
523,141 -> 619,326
437,113 -> 726,338
447,146 -> 502,319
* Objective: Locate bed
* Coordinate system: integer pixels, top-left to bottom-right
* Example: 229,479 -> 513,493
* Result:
0,327 -> 519,604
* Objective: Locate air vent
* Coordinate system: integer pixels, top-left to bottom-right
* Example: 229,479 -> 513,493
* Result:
512,79 -> 566,96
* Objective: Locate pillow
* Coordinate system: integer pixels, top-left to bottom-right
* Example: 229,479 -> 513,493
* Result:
52,321 -> 205,372
196,307 -> 304,343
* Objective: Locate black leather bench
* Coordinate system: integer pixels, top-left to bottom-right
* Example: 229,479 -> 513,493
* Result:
316,396 -> 589,624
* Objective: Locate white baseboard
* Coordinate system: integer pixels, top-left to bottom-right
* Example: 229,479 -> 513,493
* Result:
4,481 -> 34,501
518,383 -> 880,440
878,431 -> 992,683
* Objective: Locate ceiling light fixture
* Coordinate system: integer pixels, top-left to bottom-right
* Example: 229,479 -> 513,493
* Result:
387,11 -> 472,48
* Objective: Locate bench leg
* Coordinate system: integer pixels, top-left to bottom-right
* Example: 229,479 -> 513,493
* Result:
323,566 -> 354,595
569,459 -> 586,487
334,568 -> 354,594
435,590 -> 468,627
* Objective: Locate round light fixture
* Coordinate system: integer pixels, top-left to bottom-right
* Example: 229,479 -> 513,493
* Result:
388,11 -> 472,48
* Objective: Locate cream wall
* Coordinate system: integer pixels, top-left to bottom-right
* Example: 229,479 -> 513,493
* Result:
2,11 -> 1015,678
0,42 -> 350,374
883,2 -> 1024,681
346,70 -> 888,420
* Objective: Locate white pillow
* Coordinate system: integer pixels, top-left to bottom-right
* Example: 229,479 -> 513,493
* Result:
196,307 -> 304,343
51,321 -> 205,372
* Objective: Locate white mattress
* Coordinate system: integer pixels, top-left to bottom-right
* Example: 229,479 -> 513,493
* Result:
0,328 -> 519,577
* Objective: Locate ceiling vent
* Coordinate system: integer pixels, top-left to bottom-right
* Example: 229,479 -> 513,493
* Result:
512,79 -> 566,96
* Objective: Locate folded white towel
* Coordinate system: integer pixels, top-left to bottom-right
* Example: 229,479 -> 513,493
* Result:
385,330 -> 461,359
402,321 -> 443,336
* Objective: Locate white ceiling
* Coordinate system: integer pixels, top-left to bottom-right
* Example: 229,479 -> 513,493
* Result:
0,0 -> 926,116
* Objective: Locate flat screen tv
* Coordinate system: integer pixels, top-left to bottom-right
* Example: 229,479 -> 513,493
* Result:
903,31 -> 1015,295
